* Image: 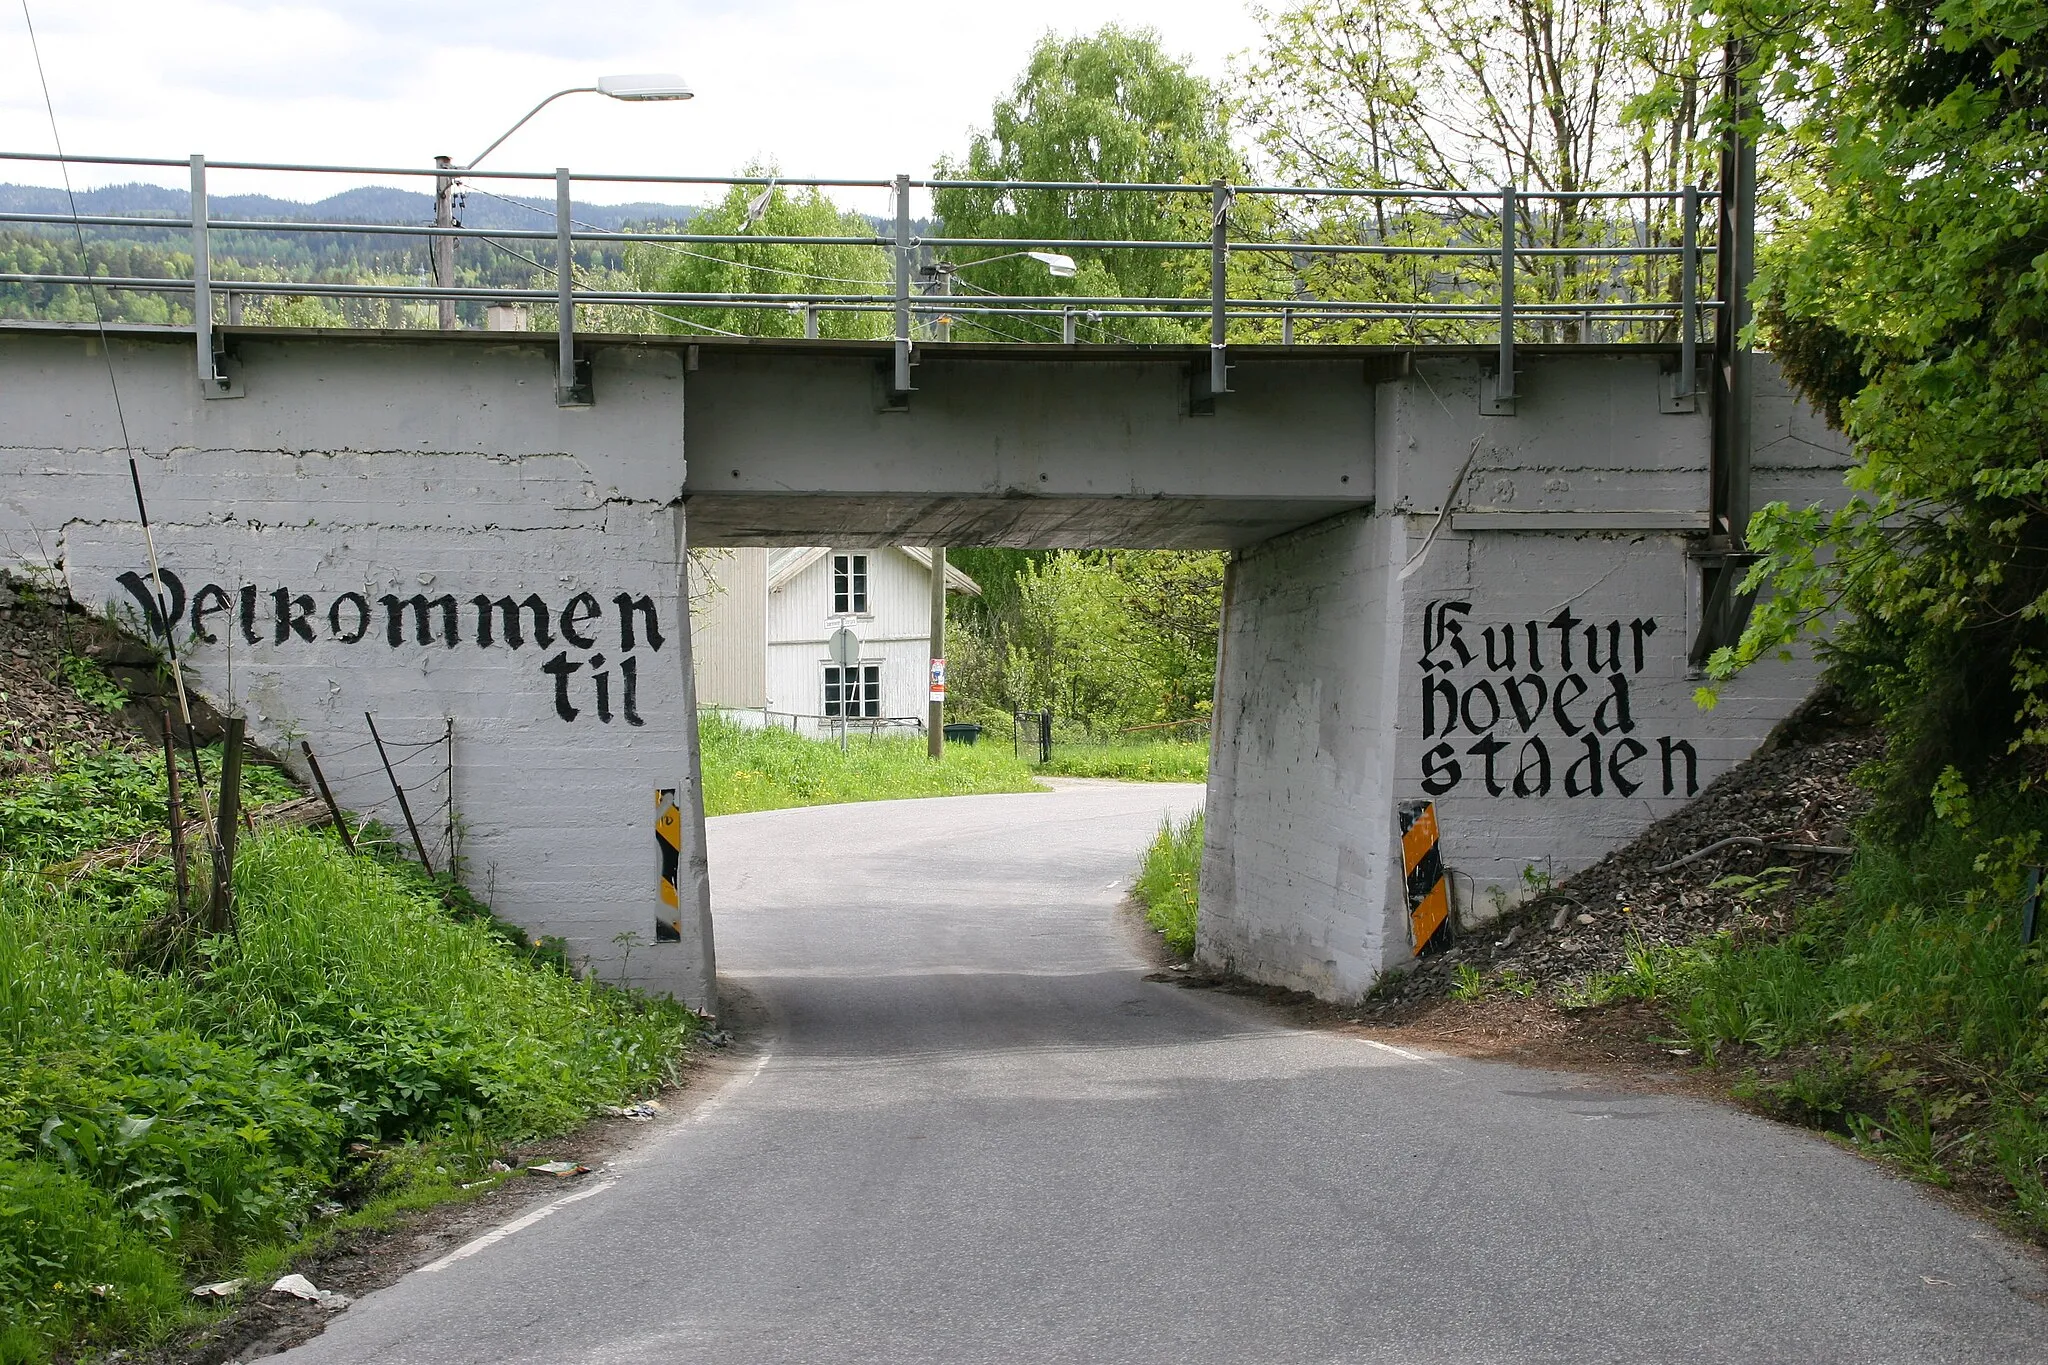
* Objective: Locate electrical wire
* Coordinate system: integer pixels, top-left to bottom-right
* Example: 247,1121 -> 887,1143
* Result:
472,235 -> 748,337
20,0 -> 220,852
460,183 -> 889,290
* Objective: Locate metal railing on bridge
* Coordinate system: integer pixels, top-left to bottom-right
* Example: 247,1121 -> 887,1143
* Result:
0,151 -> 1723,409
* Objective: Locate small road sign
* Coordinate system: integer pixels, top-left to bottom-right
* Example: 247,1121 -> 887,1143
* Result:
828,626 -> 860,668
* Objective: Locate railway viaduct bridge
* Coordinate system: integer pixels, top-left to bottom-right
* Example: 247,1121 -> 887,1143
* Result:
0,157 -> 1848,1010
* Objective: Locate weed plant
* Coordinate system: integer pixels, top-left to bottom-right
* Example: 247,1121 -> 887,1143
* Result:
1574,792 -> 2048,1234
0,747 -> 694,1363
697,713 -> 1040,816
1037,740 -> 1208,783
1134,810 -> 1204,954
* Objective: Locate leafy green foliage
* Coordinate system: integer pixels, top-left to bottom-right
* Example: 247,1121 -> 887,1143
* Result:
933,26 -> 1242,343
1134,810 -> 1205,954
1588,791 -> 2048,1233
0,744 -> 694,1363
696,714 -> 1038,816
1234,0 -> 1717,343
55,656 -> 128,714
947,550 -> 1226,733
1710,0 -> 2048,829
626,172 -> 891,339
0,744 -> 295,865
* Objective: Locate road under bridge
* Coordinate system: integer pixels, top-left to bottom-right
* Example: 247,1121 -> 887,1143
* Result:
0,323 -> 1847,1007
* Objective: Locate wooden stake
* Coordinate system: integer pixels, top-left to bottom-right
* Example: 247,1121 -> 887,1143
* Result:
300,739 -> 355,853
366,712 -> 434,875
162,712 -> 190,914
208,715 -> 245,935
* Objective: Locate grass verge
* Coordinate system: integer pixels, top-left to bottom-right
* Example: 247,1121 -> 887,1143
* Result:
1037,740 -> 1208,783
1477,794 -> 2048,1240
1134,810 -> 1204,955
0,744 -> 694,1364
697,713 -> 1041,816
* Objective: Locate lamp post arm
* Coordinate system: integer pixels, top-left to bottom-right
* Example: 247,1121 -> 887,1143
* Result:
944,251 -> 1027,272
466,86 -> 598,170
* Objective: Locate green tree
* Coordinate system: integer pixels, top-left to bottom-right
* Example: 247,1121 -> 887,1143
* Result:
1236,0 -> 1719,341
948,550 -> 1225,729
1706,0 -> 2048,829
626,171 -> 891,339
933,27 -> 1245,342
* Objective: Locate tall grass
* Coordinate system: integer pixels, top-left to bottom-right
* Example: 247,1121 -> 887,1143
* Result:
1134,810 -> 1204,954
1038,740 -> 1208,782
698,714 -> 1040,815
1615,794 -> 2048,1232
0,784 -> 692,1361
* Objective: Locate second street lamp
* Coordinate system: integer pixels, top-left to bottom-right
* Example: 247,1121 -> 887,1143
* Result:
433,74 -> 694,329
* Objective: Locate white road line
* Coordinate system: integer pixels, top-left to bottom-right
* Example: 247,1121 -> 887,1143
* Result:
415,1045 -> 773,1277
1361,1037 -> 1459,1074
417,1179 -> 617,1274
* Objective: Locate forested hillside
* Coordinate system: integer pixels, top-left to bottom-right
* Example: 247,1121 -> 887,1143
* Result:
0,181 -> 702,329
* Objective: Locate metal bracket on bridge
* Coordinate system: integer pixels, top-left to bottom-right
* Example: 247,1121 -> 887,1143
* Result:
1659,366 -> 1699,415
1188,355 -> 1230,417
190,155 -> 242,401
1478,368 -> 1516,417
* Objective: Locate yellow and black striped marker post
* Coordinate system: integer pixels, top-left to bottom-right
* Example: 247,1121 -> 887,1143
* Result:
655,787 -> 682,943
1398,799 -> 1451,954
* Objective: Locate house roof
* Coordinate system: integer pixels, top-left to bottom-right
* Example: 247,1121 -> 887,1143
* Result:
766,547 -> 981,596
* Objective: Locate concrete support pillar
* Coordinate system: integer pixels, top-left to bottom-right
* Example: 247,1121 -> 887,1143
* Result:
665,505 -> 717,1008
1196,508 -> 1408,999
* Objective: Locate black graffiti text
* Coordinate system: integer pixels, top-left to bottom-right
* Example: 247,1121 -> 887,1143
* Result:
1416,598 -> 1698,799
117,570 -> 662,726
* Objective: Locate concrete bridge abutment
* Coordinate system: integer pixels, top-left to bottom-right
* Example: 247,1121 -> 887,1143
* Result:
0,326 -> 1848,1011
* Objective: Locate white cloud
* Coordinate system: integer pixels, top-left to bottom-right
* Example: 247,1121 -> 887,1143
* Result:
1,0 -> 1264,212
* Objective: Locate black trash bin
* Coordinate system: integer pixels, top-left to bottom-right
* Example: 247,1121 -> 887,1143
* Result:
943,722 -> 982,746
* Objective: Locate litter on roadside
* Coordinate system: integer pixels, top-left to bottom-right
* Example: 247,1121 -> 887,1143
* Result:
527,1160 -> 591,1177
603,1100 -> 665,1121
270,1273 -> 352,1309
191,1279 -> 246,1299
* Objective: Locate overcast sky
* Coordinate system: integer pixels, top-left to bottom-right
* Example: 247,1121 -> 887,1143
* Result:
1,1 -> 1266,213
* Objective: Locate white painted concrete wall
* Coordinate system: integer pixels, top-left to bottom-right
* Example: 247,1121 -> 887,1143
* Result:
1197,510 -> 1406,997
0,334 -> 716,1010
1198,355 -> 1856,1000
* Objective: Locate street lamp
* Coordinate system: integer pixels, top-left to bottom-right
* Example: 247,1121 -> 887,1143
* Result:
434,73 -> 693,329
918,251 -> 1080,342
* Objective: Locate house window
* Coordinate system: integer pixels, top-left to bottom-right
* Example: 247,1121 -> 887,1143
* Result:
831,553 -> 868,615
824,663 -> 882,718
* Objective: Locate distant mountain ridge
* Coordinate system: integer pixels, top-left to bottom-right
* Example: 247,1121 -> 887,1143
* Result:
0,181 -> 703,231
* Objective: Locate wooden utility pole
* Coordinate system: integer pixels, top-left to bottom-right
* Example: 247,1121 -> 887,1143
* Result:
434,155 -> 457,331
928,546 -> 946,759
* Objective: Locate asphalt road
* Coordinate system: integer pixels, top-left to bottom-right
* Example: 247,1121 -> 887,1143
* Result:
281,780 -> 2048,1364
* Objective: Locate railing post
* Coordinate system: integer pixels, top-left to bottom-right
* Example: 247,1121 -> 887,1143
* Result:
1209,179 -> 1230,396
554,167 -> 586,406
1282,307 -> 1294,346
1062,307 -> 1076,345
892,173 -> 913,396
1678,183 -> 1699,401
804,302 -> 819,340
1494,183 -> 1516,408
189,154 -> 225,397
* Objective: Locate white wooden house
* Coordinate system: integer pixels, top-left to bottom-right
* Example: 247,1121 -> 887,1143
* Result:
690,547 -> 979,735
